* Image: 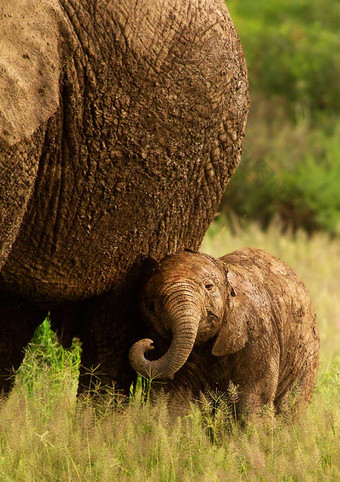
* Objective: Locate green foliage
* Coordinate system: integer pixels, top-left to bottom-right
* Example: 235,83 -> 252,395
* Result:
223,118 -> 340,234
222,0 -> 340,233
17,318 -> 81,397
228,0 -> 340,115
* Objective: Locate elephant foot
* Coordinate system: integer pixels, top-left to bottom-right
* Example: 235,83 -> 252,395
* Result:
0,290 -> 46,394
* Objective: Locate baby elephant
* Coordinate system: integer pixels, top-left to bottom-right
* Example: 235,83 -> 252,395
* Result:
129,247 -> 320,417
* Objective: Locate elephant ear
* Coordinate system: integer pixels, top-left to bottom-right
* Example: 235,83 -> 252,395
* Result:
212,292 -> 249,356
0,1 -> 66,147
212,261 -> 265,356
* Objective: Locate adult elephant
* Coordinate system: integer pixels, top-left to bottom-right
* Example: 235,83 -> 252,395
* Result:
0,0 -> 249,394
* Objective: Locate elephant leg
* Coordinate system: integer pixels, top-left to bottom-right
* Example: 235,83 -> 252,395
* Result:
0,290 -> 46,394
230,350 -> 280,419
234,381 -> 277,419
75,293 -> 144,397
49,301 -> 85,349
274,351 -> 319,416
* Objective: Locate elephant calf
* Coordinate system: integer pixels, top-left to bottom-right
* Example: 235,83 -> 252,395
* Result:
129,248 -> 320,418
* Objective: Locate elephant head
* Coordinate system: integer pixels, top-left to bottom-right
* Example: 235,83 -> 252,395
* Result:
129,251 -> 245,380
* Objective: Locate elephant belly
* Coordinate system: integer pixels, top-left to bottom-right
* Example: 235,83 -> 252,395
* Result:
0,162 -> 202,302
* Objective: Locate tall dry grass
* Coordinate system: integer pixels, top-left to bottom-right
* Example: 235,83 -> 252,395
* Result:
0,222 -> 339,481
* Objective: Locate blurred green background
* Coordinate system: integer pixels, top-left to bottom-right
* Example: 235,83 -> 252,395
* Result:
1,4 -> 338,478
221,0 -> 340,235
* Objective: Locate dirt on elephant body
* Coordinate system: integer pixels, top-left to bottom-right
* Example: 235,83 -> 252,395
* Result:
0,0 -> 248,394
0,0 -> 249,303
129,247 -> 320,419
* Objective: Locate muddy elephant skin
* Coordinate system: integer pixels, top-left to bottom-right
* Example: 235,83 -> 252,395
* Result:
129,248 -> 320,417
0,0 -> 249,393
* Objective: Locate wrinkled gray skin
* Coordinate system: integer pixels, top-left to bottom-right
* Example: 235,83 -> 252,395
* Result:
0,0 -> 248,394
129,248 -> 320,417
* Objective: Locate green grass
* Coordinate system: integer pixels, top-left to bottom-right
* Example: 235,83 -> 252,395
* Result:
0,223 -> 339,480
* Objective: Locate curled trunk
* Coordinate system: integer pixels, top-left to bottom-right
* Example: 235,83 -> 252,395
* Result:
129,288 -> 200,379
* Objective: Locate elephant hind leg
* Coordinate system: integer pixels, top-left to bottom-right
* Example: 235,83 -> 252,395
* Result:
0,290 -> 46,394
274,356 -> 319,416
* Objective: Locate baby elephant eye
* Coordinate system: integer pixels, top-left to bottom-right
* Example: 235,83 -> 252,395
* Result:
204,281 -> 214,291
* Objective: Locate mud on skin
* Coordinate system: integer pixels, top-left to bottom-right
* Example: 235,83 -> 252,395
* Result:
0,0 -> 248,394
129,248 -> 320,418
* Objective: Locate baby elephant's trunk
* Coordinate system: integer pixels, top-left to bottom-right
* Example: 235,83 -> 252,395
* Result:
129,284 -> 200,379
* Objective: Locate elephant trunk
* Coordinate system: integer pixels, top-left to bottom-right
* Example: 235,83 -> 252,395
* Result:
129,285 -> 200,379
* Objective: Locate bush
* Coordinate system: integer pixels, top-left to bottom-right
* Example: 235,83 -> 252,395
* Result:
222,0 -> 340,233
228,0 -> 340,116
222,115 -> 340,234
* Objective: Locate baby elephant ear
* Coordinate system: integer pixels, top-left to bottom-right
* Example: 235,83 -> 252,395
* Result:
212,294 -> 249,356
